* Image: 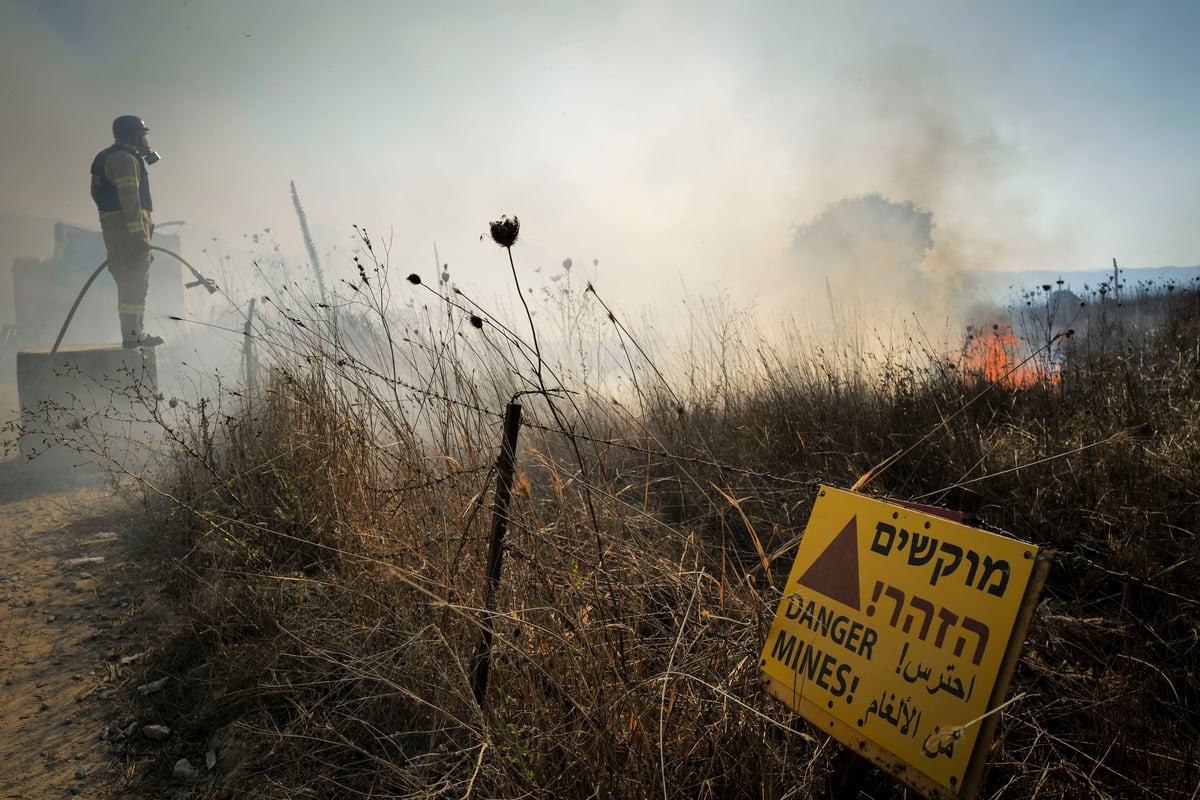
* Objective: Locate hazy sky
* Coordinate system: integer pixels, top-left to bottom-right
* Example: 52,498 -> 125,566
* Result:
2,0 -> 1197,322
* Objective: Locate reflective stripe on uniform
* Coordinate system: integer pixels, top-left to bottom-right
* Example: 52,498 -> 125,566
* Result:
113,175 -> 139,188
126,220 -> 145,234
118,303 -> 146,314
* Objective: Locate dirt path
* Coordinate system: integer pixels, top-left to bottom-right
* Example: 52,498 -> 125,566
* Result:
0,458 -> 159,799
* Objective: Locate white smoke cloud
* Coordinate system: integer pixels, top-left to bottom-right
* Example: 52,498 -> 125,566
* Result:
0,1 -> 1195,343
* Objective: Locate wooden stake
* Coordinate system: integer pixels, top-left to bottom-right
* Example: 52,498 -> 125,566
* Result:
470,401 -> 523,706
243,297 -> 257,396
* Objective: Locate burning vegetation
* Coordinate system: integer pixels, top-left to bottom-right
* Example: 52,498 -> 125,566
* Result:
953,320 -> 1061,388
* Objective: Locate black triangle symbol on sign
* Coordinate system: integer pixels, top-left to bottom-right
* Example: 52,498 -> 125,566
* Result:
797,516 -> 862,611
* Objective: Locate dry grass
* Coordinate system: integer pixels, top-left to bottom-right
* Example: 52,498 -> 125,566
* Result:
98,243 -> 1199,799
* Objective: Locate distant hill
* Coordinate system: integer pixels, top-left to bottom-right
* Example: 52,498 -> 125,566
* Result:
963,265 -> 1200,306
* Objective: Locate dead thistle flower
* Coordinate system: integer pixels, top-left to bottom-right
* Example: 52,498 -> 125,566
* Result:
489,215 -> 520,249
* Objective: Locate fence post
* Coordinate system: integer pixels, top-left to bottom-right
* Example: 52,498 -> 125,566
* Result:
243,297 -> 257,396
470,401 -> 523,707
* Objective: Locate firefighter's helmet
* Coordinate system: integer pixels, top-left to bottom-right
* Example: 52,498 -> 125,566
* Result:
112,115 -> 150,140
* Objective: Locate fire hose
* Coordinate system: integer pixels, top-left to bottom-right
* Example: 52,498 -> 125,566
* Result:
48,245 -> 217,357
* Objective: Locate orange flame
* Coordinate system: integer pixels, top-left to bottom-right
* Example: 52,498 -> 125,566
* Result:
956,323 -> 1059,388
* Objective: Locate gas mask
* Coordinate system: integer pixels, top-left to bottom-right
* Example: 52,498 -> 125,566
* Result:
137,134 -> 161,165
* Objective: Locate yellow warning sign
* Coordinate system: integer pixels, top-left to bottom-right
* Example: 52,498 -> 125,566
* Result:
760,486 -> 1044,799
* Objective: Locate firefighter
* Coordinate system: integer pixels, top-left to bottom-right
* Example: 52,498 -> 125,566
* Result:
90,115 -> 163,348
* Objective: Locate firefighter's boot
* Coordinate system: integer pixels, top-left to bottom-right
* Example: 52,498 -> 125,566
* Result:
121,312 -> 164,349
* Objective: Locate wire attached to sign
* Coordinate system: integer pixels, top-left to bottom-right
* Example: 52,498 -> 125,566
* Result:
922,691 -> 1033,759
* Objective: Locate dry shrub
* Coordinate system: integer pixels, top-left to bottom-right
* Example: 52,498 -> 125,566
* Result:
114,259 -> 1198,799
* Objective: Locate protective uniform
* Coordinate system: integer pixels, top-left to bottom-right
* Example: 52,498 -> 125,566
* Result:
90,116 -> 161,348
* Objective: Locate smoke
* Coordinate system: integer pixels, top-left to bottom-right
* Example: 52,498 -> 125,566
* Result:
789,194 -> 933,303
4,5 -> 1172,353
866,47 -> 1035,299
768,43 -> 1065,340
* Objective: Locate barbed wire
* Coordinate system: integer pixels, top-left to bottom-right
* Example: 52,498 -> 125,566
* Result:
166,309 -> 1197,612
340,370 -> 818,488
364,462 -> 493,502
1054,548 -> 1200,609
516,416 -> 819,486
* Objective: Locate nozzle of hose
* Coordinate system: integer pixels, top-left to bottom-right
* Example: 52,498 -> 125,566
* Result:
186,278 -> 218,294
